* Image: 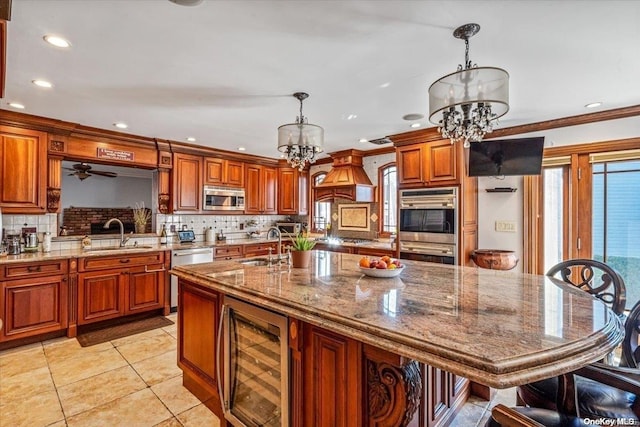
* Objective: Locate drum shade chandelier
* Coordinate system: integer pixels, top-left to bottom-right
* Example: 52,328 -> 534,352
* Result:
278,92 -> 324,171
428,23 -> 509,147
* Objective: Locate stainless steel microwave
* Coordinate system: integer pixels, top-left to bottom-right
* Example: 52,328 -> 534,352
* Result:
203,186 -> 245,211
275,222 -> 302,237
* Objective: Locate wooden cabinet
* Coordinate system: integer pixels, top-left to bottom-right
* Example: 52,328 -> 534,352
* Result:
0,125 -> 48,213
278,167 -> 308,215
422,366 -> 469,427
314,243 -> 354,254
173,153 -> 202,212
397,140 -> 458,188
214,245 -> 243,260
0,260 -> 68,342
245,164 -> 277,214
77,251 -> 167,325
203,157 -> 244,187
177,279 -> 224,419
301,323 -> 362,426
355,247 -> 394,258
243,242 -> 278,258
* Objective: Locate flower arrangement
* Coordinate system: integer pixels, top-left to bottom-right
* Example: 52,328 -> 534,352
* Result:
289,233 -> 316,251
132,202 -> 151,232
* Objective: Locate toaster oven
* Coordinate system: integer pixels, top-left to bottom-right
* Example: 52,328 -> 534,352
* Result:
275,222 -> 302,237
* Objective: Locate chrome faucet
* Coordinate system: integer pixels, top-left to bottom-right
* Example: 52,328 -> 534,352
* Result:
267,226 -> 282,262
104,218 -> 131,247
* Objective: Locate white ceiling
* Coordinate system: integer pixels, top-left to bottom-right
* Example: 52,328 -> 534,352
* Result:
3,0 -> 640,160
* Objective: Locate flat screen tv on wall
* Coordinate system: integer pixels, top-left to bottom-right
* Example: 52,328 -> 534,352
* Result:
467,137 -> 545,177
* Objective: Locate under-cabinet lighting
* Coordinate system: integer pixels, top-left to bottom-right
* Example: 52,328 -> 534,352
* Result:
8,102 -> 25,109
32,79 -> 53,88
43,35 -> 71,48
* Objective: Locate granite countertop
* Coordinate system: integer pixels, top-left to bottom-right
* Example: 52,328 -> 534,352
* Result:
0,244 -> 171,264
171,250 -> 623,389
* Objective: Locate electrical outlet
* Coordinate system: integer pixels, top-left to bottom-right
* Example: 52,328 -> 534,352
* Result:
495,220 -> 516,232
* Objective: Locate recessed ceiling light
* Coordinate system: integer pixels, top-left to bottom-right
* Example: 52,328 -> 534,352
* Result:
43,35 -> 71,48
32,79 -> 53,88
410,123 -> 421,128
379,82 -> 391,88
113,122 -> 128,129
346,114 -> 357,120
8,102 -> 25,109
585,102 -> 602,109
186,137 -> 196,142
238,147 -> 246,151
359,138 -> 368,143
403,113 -> 425,121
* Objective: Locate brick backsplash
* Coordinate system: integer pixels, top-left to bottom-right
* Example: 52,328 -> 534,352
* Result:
62,207 -> 151,236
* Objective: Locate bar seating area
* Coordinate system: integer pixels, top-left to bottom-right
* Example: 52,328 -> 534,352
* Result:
486,259 -> 640,426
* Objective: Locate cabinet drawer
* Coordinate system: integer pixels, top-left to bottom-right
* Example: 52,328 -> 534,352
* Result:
243,243 -> 277,257
2,259 -> 68,280
80,251 -> 165,272
214,245 -> 243,259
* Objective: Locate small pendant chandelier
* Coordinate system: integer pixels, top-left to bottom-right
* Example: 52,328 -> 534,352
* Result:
277,92 -> 324,171
428,23 -> 509,148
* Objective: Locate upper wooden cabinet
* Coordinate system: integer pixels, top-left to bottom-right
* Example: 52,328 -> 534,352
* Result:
245,165 -> 277,214
173,153 -> 202,212
397,140 -> 458,188
278,167 -> 308,215
0,126 -> 48,213
203,157 -> 244,188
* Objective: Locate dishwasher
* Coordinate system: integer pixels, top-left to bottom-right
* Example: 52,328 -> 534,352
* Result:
170,246 -> 214,311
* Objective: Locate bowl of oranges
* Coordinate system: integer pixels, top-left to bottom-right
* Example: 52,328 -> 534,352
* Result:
358,255 -> 405,278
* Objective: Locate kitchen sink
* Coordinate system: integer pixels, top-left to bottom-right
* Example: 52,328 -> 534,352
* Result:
84,245 -> 154,252
237,257 -> 271,266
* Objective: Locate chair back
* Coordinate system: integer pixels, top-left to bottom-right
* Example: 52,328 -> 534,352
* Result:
622,299 -> 640,368
546,258 -> 626,315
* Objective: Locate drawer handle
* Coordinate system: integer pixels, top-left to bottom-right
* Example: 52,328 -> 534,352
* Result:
27,265 -> 42,272
120,259 -> 131,264
144,266 -> 166,273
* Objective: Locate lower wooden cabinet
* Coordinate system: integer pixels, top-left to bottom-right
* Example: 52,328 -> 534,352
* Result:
177,278 -> 224,420
314,243 -> 355,254
214,245 -> 243,260
77,251 -> 168,325
355,247 -> 394,257
243,242 -> 278,257
0,274 -> 68,342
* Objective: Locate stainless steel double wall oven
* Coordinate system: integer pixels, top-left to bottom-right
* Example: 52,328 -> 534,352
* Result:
398,187 -> 457,264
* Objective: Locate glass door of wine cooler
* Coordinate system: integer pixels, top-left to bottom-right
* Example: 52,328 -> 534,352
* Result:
220,297 -> 289,427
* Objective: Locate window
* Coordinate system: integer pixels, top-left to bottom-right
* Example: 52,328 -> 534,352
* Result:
378,163 -> 397,236
311,172 -> 331,232
592,159 -> 640,303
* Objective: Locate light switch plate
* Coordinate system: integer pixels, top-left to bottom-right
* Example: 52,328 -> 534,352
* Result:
496,220 -> 516,232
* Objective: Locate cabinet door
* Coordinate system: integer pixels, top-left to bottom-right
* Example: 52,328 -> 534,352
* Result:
425,365 -> 450,426
178,280 -> 220,387
356,247 -> 394,258
245,165 -> 261,214
243,242 -> 277,258
127,264 -> 165,314
262,166 -> 278,214
0,126 -> 47,213
78,270 -> 125,324
278,168 -> 298,214
1,275 -> 68,341
173,153 -> 202,212
427,141 -> 457,184
225,160 -> 244,187
203,157 -> 224,186
303,324 -> 361,427
397,144 -> 425,186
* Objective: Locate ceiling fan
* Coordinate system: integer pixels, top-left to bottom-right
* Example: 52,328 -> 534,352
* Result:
64,163 -> 118,181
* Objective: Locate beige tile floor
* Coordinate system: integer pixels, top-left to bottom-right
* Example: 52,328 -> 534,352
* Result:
0,313 -> 219,427
0,312 -> 514,426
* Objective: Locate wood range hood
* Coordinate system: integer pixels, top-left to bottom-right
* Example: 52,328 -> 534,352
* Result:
314,149 -> 375,202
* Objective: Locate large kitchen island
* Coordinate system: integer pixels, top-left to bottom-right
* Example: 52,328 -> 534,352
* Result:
171,251 -> 623,427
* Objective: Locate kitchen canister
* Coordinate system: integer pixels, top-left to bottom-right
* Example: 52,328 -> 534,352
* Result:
42,232 -> 52,252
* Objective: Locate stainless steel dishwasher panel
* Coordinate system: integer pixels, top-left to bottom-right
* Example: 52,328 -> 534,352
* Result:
170,247 -> 214,311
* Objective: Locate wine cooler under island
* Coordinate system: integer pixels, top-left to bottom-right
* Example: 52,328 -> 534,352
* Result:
171,251 -> 622,427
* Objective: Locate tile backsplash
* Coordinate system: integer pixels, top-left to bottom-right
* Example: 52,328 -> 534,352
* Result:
1,213 -> 57,237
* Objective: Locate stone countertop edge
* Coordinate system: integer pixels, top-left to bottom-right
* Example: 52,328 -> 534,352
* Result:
170,256 -> 623,389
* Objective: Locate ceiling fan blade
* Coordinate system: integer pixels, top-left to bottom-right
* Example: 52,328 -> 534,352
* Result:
63,167 -> 77,172
90,170 -> 118,178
